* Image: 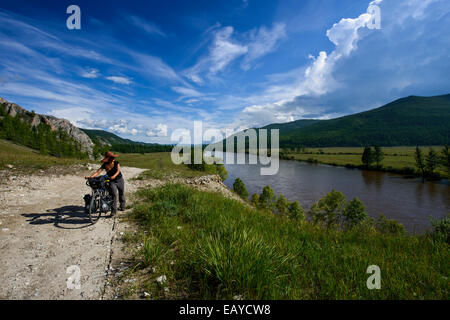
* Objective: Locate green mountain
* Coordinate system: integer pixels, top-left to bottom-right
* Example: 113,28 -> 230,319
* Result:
81,129 -> 143,146
258,94 -> 450,147
81,128 -> 172,153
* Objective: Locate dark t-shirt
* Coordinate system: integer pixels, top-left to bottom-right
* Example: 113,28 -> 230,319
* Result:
102,161 -> 123,181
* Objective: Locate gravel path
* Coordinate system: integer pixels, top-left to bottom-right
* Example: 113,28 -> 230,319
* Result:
0,166 -> 145,300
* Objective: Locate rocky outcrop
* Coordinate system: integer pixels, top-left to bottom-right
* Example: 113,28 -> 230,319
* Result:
0,97 -> 94,155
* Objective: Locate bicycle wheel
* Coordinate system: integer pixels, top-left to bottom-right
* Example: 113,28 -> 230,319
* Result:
88,192 -> 102,224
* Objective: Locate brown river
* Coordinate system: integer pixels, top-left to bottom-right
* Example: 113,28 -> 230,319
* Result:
220,152 -> 450,233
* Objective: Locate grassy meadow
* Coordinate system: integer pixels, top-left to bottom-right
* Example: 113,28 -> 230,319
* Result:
121,183 -> 449,300
281,146 -> 448,178
119,152 -> 224,179
0,139 -> 85,171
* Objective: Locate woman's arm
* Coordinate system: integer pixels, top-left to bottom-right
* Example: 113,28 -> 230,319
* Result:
110,163 -> 121,180
85,167 -> 103,179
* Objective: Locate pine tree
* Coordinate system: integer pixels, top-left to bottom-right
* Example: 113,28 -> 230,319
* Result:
441,145 -> 450,176
425,148 -> 439,176
415,146 -> 426,182
373,146 -> 384,168
259,185 -> 276,210
361,146 -> 374,168
233,178 -> 249,199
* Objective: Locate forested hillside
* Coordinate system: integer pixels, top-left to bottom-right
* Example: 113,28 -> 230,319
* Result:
224,94 -> 450,149
276,94 -> 450,147
82,129 -> 173,154
0,103 -> 88,159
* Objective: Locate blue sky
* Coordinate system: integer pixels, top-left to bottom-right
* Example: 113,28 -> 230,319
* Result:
0,0 -> 449,143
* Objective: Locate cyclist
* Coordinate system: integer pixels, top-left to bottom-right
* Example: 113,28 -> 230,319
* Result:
85,151 -> 126,216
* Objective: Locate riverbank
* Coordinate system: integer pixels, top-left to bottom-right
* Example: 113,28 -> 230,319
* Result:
110,180 -> 449,300
96,152 -> 449,300
280,146 -> 448,180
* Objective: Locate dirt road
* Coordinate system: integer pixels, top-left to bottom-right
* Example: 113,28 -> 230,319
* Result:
0,166 -> 145,300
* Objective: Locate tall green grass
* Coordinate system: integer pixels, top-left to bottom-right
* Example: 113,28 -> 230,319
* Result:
127,183 -> 449,300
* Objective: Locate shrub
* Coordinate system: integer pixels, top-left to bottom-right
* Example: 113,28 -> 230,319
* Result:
215,163 -> 228,181
375,214 -> 405,235
258,185 -> 276,210
275,194 -> 288,215
309,189 -> 346,227
342,198 -> 368,228
429,215 -> 450,244
287,201 -> 305,220
250,193 -> 260,208
233,178 -> 249,200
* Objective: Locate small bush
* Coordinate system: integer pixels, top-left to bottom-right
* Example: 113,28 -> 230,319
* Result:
287,201 -> 305,220
275,194 -> 288,215
342,198 -> 368,228
233,178 -> 249,200
375,214 -> 405,235
250,193 -> 260,208
309,189 -> 346,227
258,185 -> 276,210
429,215 -> 450,244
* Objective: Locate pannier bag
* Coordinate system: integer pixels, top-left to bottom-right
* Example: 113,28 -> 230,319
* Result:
83,194 -> 92,213
87,176 -> 107,189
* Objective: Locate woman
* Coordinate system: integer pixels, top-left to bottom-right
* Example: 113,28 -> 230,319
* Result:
85,151 -> 126,216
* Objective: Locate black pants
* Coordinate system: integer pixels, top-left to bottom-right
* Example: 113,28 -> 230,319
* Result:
108,177 -> 125,212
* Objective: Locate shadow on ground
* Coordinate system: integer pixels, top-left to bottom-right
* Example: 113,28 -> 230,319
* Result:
21,205 -> 112,229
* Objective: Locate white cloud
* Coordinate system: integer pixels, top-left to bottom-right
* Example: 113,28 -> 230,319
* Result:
128,16 -> 166,37
130,52 -> 184,83
228,0 -> 385,128
241,23 -> 287,70
209,26 -> 248,73
184,22 -> 286,84
146,123 -> 168,137
108,121 -> 139,135
106,76 -> 132,85
49,107 -> 96,127
171,86 -> 202,97
81,68 -> 99,79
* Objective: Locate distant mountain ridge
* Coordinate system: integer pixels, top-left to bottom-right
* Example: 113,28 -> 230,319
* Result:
228,94 -> 450,148
81,128 -> 146,147
81,128 -> 172,153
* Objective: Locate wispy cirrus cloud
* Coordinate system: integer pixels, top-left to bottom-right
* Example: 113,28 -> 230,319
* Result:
241,23 -> 287,70
106,76 -> 132,85
127,15 -> 166,37
184,22 -> 286,84
80,68 -> 100,79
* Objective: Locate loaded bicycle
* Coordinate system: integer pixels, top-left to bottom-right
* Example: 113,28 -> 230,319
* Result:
84,175 -> 114,224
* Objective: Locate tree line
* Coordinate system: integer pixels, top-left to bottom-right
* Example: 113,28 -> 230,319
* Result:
0,104 -> 88,159
414,145 -> 449,182
361,145 -> 449,181
232,177 -> 408,234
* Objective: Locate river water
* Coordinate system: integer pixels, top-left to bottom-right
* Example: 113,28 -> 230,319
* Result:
216,152 -> 449,233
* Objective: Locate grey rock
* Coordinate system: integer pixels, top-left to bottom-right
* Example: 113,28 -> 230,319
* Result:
0,97 -> 94,157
